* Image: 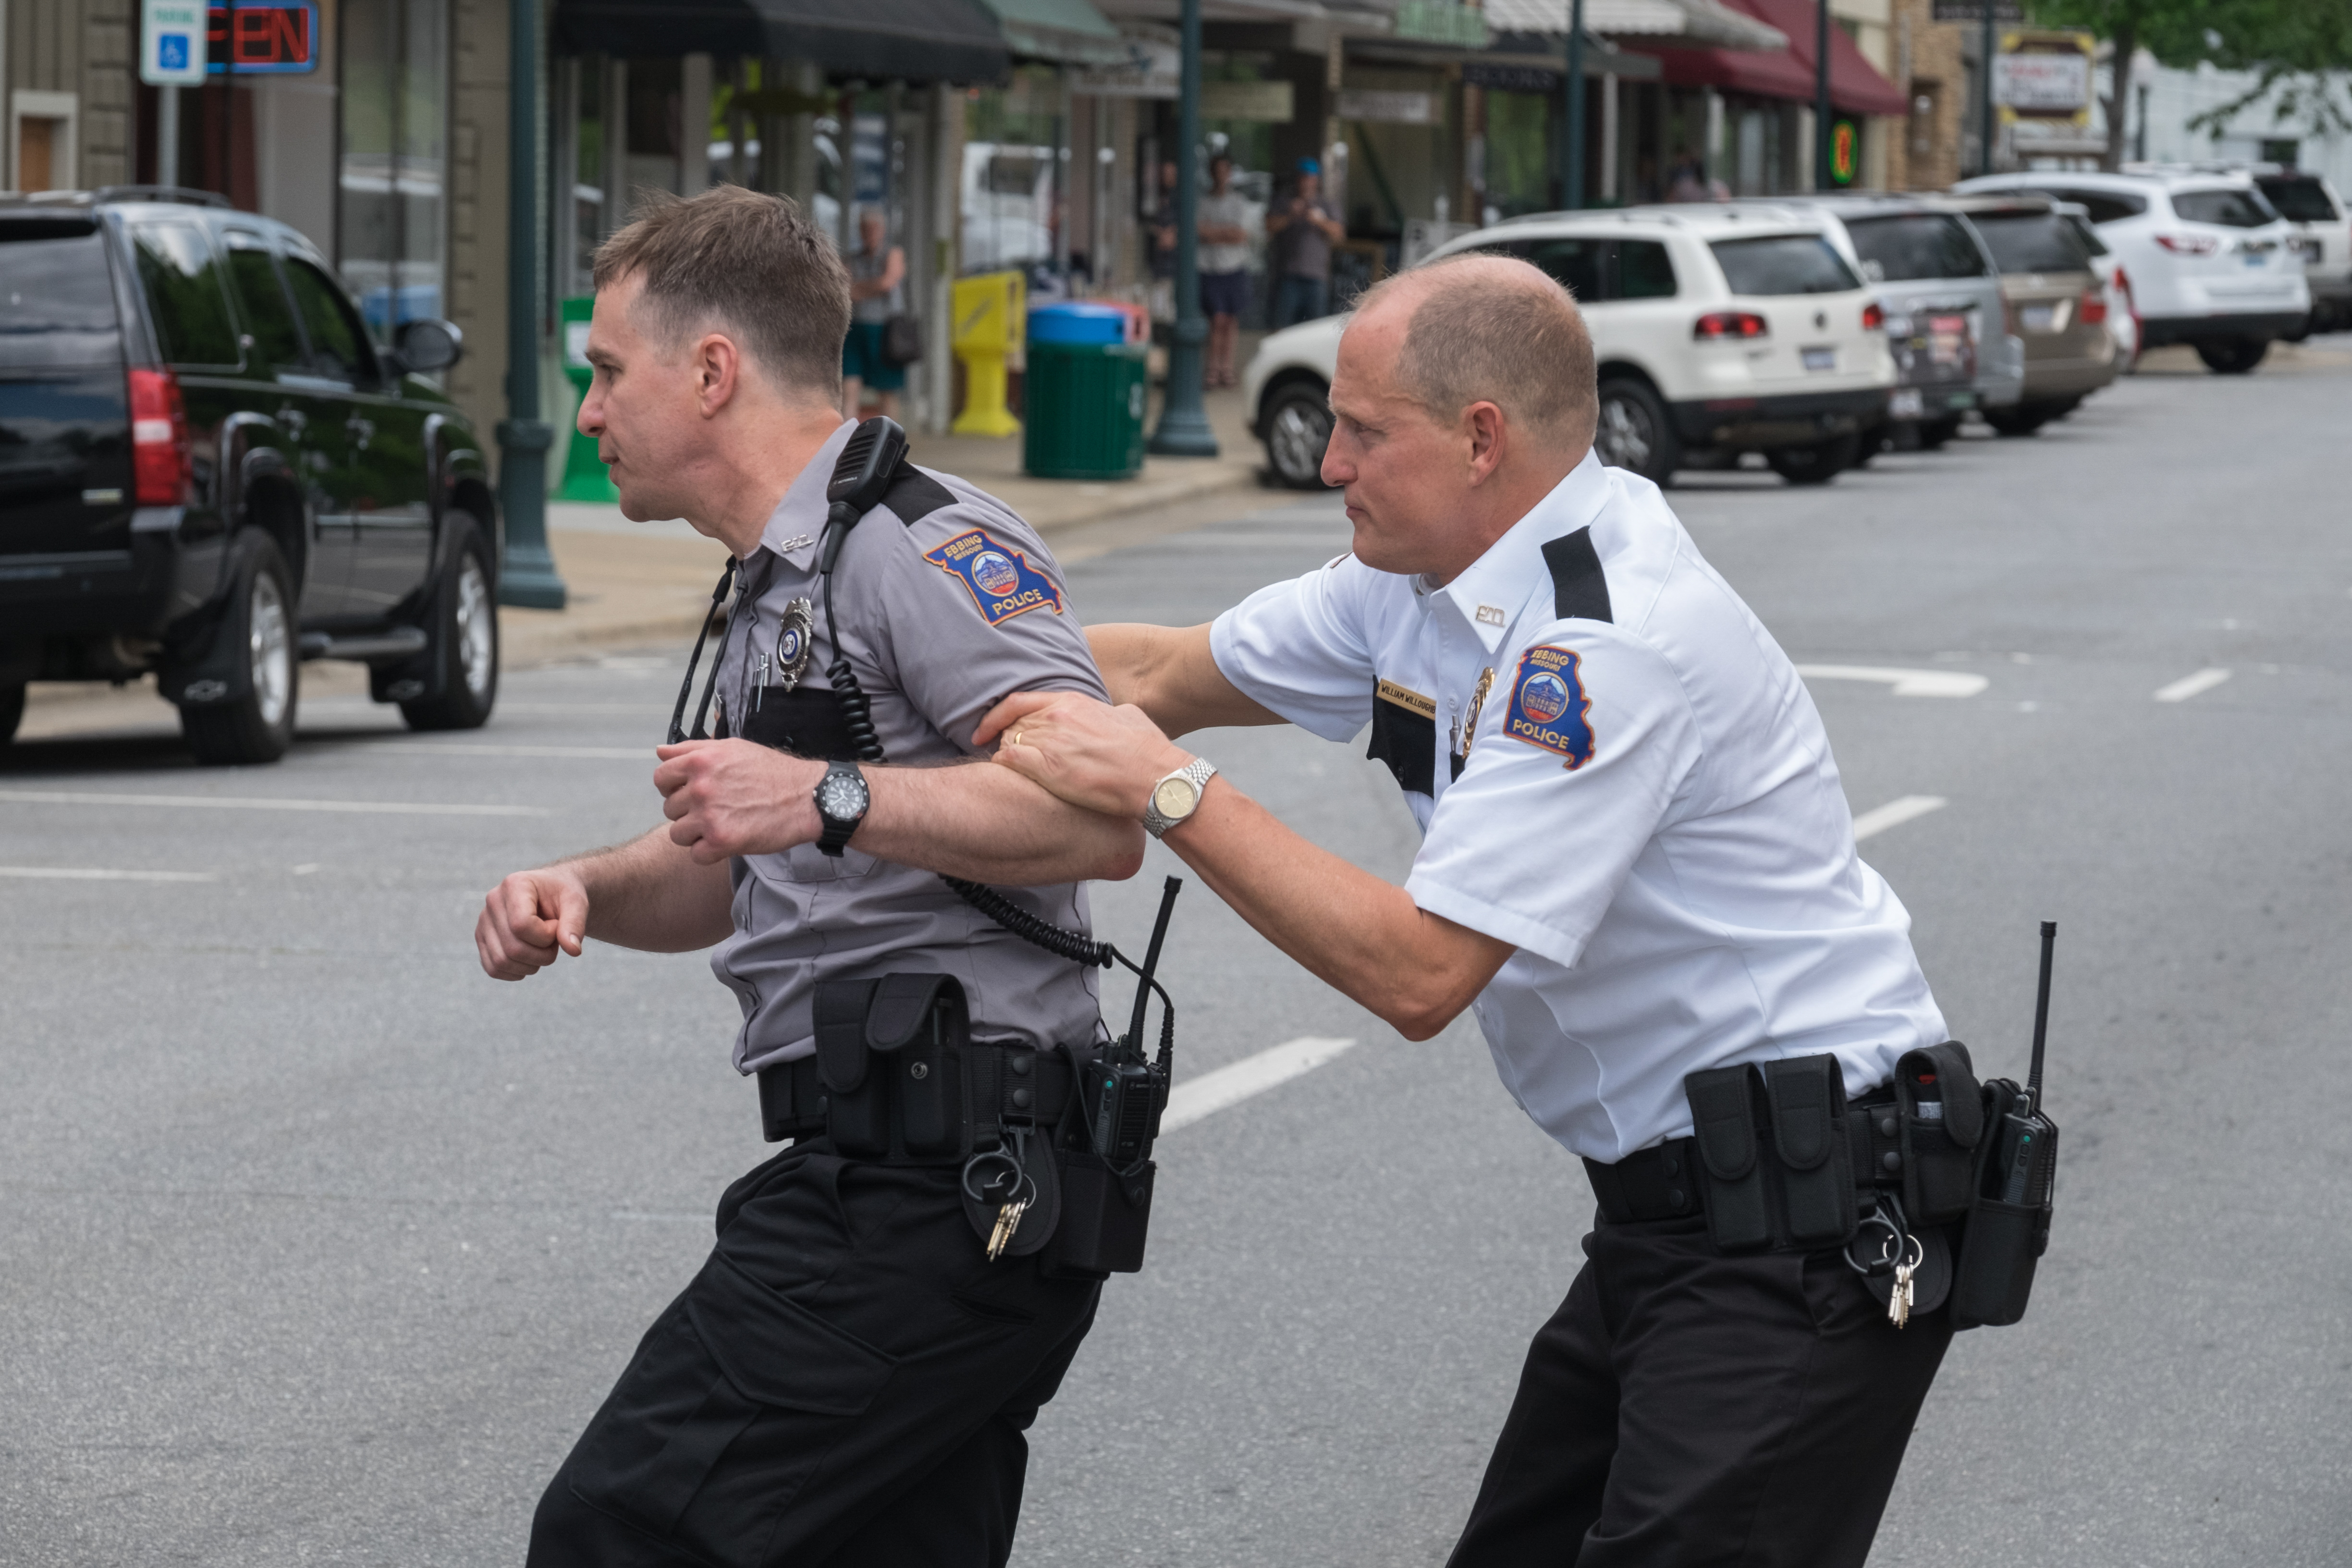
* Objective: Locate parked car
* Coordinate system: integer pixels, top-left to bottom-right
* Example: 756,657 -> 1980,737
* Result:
1243,206 -> 1895,489
1946,196 -> 2119,436
1952,168 -> 2309,373
1789,193 -> 2022,452
2244,169 -> 2350,334
0,188 -> 500,763
2053,200 -> 2140,366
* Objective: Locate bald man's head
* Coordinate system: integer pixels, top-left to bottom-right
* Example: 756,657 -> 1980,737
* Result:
1350,254 -> 1598,451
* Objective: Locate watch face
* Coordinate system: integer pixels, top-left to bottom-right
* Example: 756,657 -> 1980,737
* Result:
1152,775 -> 1198,820
819,772 -> 869,819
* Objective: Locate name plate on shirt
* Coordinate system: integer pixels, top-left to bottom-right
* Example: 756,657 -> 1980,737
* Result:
1375,679 -> 1437,720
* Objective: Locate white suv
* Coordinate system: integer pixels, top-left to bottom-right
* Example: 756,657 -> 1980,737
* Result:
1952,169 -> 2309,372
1243,206 -> 1896,489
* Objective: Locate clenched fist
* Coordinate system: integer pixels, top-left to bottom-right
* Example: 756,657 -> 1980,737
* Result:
653,738 -> 821,863
476,865 -> 591,980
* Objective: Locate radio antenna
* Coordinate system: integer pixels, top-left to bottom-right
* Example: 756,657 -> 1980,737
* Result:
2027,920 -> 2056,1110
1124,877 -> 1183,1058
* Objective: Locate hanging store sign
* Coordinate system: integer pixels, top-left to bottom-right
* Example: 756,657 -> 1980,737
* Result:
1337,89 -> 1437,125
1394,0 -> 1490,50
1200,81 -> 1295,122
206,1 -> 320,74
141,0 -> 208,86
1995,30 -> 2095,125
1070,39 -> 1181,98
1463,63 -> 1560,94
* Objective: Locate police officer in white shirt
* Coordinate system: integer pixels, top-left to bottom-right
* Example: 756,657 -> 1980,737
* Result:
977,253 -> 1954,1567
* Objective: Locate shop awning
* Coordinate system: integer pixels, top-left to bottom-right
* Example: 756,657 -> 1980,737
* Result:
551,0 -> 1010,84
1622,0 -> 1904,115
974,0 -> 1127,64
1478,0 -> 1785,52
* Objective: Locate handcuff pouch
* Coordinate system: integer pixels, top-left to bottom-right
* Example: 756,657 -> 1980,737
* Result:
1763,1055 -> 1855,1247
1896,1041 -> 1983,1225
813,978 -> 888,1156
865,973 -> 969,1159
1685,1065 -> 1771,1251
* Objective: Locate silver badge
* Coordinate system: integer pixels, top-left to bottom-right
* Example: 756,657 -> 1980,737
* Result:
772,597 -> 816,692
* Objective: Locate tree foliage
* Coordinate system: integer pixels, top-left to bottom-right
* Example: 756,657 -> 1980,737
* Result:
2028,0 -> 2352,144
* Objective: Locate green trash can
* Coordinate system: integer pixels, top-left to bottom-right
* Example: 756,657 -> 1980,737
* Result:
1023,303 -> 1147,480
555,295 -> 619,502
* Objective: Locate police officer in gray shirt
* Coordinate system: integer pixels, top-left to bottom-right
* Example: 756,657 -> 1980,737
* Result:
474,187 -> 1143,1568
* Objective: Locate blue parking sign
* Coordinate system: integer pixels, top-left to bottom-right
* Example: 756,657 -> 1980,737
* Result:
158,32 -> 190,69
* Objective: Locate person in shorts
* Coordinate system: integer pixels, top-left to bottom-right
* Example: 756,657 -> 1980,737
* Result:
842,208 -> 906,420
1197,154 -> 1255,387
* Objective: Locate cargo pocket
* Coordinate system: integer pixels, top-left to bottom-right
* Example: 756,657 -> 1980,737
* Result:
566,1254 -> 899,1560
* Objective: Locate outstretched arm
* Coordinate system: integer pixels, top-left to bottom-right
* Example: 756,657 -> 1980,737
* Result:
476,825 -> 735,980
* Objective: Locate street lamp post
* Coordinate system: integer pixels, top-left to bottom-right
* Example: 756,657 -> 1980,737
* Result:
1561,0 -> 1586,211
1148,0 -> 1219,457
497,0 -> 567,608
1813,0 -> 1834,190
1976,0 -> 1997,177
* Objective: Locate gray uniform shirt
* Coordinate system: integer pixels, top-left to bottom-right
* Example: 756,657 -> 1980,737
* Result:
707,420 -> 1109,1073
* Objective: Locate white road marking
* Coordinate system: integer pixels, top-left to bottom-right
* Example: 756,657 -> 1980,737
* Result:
0,790 -> 548,818
1853,795 -> 1948,841
362,743 -> 650,760
1160,1036 -> 1358,1134
2154,667 -> 2231,703
0,866 -> 216,882
1795,664 -> 1989,698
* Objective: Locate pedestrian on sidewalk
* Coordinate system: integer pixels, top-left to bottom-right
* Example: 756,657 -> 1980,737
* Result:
478,185 -> 1144,1568
1264,158 -> 1345,331
978,253 -> 1956,1568
1197,154 -> 1255,388
842,207 -> 906,421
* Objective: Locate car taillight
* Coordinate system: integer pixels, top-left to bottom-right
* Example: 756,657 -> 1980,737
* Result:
2154,233 -> 2220,256
1693,311 -> 1769,341
2078,289 -> 2107,325
1862,301 -> 1885,331
129,367 -> 193,506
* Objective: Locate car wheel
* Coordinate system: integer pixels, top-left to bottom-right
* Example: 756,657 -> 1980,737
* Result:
400,518 -> 500,732
1765,432 -> 1859,486
1595,377 -> 1680,485
1916,417 -> 1960,451
180,531 -> 299,766
2194,337 -> 2269,374
1982,404 -> 2050,437
2281,314 -> 2313,344
1262,382 -> 1334,490
0,682 -> 23,745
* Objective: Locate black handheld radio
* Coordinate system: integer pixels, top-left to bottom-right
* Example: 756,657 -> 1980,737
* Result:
1988,921 -> 2060,1208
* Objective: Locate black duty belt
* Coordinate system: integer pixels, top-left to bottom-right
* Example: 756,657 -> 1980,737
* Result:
758,1041 -> 1074,1147
1585,1081 -> 1899,1226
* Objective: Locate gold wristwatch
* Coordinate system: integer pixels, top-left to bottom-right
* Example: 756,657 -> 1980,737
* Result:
1142,758 -> 1218,839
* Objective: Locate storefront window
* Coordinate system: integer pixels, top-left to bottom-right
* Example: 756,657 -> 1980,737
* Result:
1483,90 -> 1552,219
965,67 -> 1064,273
338,0 -> 448,332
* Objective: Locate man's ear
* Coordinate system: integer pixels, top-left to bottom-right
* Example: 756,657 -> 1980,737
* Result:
1464,401 -> 1508,488
693,332 -> 743,419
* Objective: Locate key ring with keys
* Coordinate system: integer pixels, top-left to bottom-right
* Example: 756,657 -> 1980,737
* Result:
961,1148 -> 1034,1208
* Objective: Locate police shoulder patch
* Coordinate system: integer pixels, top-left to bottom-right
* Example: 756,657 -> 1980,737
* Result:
1503,644 -> 1596,770
921,528 -> 1065,627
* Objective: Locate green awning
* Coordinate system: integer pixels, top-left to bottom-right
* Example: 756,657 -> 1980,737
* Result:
972,0 -> 1127,65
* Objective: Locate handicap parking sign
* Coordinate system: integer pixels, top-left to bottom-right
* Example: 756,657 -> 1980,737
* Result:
157,33 -> 190,69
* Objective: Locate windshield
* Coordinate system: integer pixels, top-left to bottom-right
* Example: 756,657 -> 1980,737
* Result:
0,221 -> 121,368
1970,212 -> 2093,274
1710,234 -> 1859,296
1844,214 -> 1990,282
2257,176 -> 2341,223
2172,188 -> 2277,228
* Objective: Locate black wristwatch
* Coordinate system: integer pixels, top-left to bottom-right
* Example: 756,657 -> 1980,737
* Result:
813,760 -> 870,857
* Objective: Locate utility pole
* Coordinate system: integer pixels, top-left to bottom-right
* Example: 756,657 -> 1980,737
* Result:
1561,0 -> 1586,210
1813,0 -> 1834,189
498,0 -> 566,609
1149,0 -> 1218,456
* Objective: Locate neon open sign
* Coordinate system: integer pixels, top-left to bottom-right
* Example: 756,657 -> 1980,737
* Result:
206,1 -> 318,74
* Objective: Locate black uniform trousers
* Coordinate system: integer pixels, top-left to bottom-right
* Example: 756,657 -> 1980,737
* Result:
528,1140 -> 1101,1568
1447,1210 -> 1952,1568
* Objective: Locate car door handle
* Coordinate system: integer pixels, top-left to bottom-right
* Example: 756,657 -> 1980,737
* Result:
346,416 -> 375,450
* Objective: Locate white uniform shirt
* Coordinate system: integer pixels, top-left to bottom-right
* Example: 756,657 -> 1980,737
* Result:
1210,451 -> 1947,1162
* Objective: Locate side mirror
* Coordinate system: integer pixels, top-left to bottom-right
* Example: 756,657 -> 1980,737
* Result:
392,317 -> 463,374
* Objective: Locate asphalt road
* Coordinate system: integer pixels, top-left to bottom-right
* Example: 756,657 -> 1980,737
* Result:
4,345 -> 2351,1566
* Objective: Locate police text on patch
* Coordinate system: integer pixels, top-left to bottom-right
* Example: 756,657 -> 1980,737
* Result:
922,530 -> 1065,627
1503,645 -> 1596,769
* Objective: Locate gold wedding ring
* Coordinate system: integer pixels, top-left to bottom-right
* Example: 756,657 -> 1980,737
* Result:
1012,730 -> 1024,748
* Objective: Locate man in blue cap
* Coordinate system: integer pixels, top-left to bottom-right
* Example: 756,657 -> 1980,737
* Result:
1265,157 -> 1346,331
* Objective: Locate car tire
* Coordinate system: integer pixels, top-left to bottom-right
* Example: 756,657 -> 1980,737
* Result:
2282,314 -> 2313,344
1595,377 -> 1681,486
180,530 -> 299,767
1765,432 -> 1859,486
1916,417 -> 1961,451
400,517 -> 500,732
2195,337 -> 2269,375
0,682 -> 23,745
1261,382 -> 1334,490
1983,404 -> 2051,437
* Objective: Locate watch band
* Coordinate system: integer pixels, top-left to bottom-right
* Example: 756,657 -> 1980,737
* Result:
1142,757 -> 1218,840
815,760 -> 869,858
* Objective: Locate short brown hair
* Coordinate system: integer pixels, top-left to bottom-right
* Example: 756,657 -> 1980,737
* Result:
593,186 -> 849,400
1358,253 -> 1598,446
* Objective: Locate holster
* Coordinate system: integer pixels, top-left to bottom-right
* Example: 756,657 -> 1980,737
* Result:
1894,1041 -> 1984,1224
1683,1054 -> 1858,1252
1950,1077 -> 2057,1330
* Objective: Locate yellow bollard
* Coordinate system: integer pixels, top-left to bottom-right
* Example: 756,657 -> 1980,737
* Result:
951,270 -> 1026,437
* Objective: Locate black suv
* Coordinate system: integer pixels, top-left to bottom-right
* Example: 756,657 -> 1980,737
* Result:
0,188 -> 499,764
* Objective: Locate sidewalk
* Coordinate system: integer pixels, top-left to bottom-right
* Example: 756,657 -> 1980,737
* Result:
504,376 -> 1272,668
